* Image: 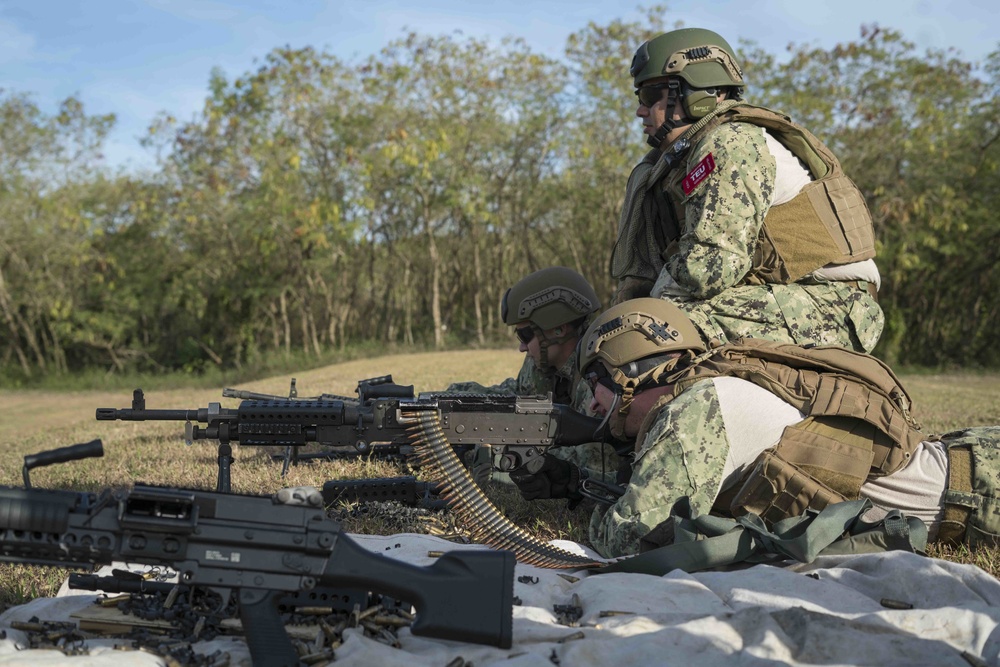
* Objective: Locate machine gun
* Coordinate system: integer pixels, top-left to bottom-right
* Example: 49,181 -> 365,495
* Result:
96,388 -> 603,493
222,375 -> 418,471
1,441 -> 515,666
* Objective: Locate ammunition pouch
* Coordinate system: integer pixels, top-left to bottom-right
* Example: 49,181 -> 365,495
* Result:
725,416 -> 891,526
938,443 -> 977,545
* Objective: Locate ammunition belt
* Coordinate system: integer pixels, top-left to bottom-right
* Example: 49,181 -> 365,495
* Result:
404,408 -> 604,569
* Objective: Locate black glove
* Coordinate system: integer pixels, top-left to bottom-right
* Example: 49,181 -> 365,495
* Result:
510,454 -> 583,502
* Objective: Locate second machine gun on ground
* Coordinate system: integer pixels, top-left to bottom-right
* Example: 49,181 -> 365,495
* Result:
96,380 -> 604,493
2,441 -> 515,666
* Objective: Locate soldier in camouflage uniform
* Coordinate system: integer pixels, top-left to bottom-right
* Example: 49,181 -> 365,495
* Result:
445,267 -> 619,483
511,298 -> 1000,558
611,28 -> 884,353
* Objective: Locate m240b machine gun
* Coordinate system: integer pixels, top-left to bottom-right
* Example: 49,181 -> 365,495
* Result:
0,441 -> 515,666
96,388 -> 603,493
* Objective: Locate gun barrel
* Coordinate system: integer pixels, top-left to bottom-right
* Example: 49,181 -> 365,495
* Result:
96,407 -> 210,421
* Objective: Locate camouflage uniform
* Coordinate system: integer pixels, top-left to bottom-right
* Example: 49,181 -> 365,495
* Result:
650,120 -> 883,352
938,426 -> 1000,548
446,355 -> 555,398
589,379 -> 728,557
588,376 -> 1000,558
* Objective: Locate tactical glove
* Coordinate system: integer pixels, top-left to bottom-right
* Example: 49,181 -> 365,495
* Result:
510,454 -> 583,502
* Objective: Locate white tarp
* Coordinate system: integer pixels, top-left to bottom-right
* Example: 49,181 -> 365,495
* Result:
3,533 -> 999,666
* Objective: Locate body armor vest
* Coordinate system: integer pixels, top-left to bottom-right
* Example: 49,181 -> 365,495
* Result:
665,339 -> 923,524
657,103 -> 877,284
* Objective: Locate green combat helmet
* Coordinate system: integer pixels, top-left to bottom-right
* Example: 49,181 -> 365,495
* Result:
501,267 -> 600,330
631,28 -> 744,146
579,298 -> 705,435
630,27 -> 744,91
500,267 -> 601,370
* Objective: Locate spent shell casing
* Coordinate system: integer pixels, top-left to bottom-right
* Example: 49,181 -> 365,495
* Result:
357,604 -> 383,621
99,594 -> 131,607
163,584 -> 182,609
297,606 -> 335,616
10,621 -> 45,632
371,615 -> 412,628
879,598 -> 914,610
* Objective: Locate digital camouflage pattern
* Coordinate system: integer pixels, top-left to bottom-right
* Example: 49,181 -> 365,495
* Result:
590,379 -> 728,557
940,426 -> 1000,548
661,122 -> 774,299
649,119 -> 884,352
671,280 -> 884,352
445,355 -> 552,397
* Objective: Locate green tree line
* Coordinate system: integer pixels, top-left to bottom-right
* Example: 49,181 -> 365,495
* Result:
2,9 -> 998,382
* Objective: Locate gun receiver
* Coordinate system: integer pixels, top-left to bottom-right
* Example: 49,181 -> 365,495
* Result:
0,443 -> 515,666
97,389 -> 603,493
221,374 -> 415,404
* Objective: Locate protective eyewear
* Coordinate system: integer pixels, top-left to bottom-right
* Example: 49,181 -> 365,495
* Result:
515,326 -> 535,345
635,82 -> 673,108
583,364 -> 616,393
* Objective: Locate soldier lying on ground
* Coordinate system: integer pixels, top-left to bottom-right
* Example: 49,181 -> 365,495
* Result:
511,297 -> 999,558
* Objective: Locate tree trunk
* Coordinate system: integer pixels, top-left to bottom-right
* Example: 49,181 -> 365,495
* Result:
424,206 -> 443,349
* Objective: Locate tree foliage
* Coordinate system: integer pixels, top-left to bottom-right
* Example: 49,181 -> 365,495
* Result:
2,14 -> 999,381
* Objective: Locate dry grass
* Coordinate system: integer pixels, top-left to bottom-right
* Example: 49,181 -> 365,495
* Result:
1,349 -> 998,611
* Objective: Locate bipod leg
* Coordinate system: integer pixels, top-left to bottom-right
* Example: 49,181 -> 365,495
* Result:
217,443 -> 233,493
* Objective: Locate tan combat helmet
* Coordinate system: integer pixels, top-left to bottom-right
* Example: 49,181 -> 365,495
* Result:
500,267 -> 601,370
579,298 -> 705,422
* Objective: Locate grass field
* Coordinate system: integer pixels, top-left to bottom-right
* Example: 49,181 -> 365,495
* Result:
2,349 -> 999,611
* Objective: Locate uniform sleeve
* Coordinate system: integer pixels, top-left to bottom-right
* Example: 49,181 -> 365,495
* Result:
514,355 -> 556,396
444,378 -> 518,394
444,356 -> 548,395
588,380 -> 732,558
663,123 -> 775,299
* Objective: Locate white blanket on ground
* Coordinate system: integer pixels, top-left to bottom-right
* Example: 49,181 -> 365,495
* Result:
2,533 -> 999,666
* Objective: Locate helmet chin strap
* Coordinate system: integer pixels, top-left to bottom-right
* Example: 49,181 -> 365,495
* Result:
646,81 -> 684,149
646,117 -> 680,149
593,392 -> 621,442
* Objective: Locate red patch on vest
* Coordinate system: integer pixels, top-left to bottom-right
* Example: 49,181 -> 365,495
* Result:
682,153 -> 716,195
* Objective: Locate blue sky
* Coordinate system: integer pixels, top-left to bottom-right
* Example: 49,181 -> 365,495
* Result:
3,0 -> 997,172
